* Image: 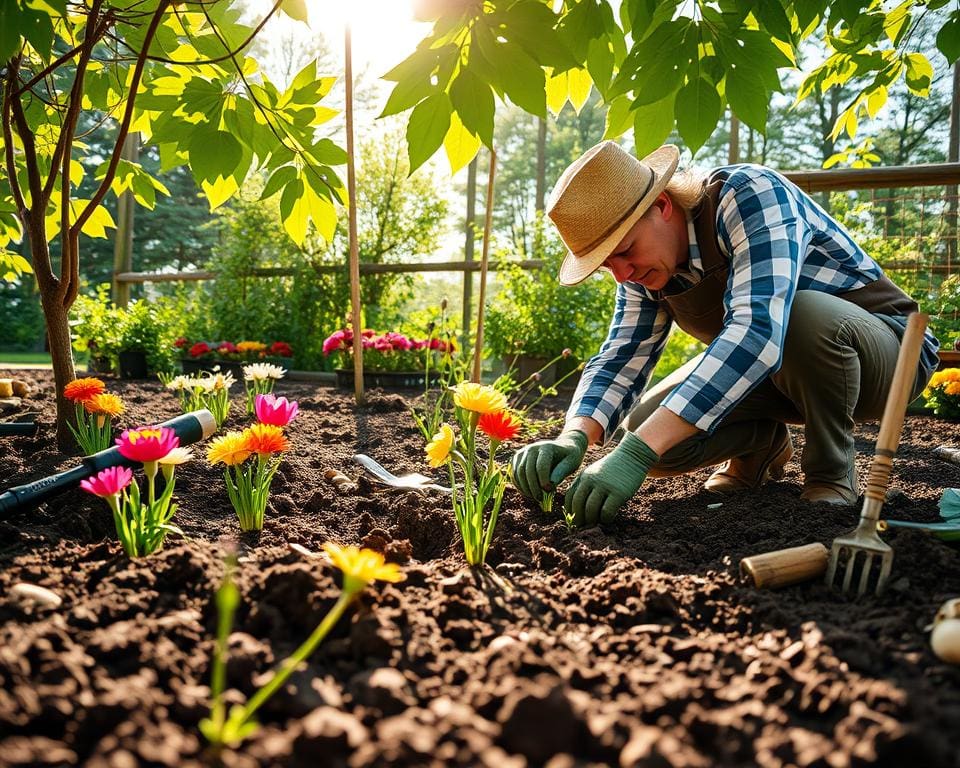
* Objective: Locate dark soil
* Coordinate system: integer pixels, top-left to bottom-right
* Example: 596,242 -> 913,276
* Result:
1,369 -> 959,768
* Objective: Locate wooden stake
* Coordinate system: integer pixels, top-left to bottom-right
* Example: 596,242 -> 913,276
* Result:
344,24 -> 364,405
472,147 -> 496,384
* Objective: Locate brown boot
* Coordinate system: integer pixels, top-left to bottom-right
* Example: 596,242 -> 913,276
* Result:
704,423 -> 794,494
800,481 -> 858,505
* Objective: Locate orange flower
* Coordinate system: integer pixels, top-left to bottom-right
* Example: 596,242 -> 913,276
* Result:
478,410 -> 522,442
82,392 -> 125,417
242,423 -> 289,456
64,377 -> 105,402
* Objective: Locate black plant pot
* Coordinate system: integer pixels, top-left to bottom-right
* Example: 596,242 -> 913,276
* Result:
118,349 -> 149,379
334,368 -> 440,390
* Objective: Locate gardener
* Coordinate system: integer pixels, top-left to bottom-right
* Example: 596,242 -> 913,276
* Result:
511,141 -> 940,527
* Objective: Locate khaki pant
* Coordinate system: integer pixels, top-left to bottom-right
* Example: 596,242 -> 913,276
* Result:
622,291 -> 930,493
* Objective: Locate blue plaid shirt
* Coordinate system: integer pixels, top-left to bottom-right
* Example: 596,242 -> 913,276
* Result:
569,164 -> 940,440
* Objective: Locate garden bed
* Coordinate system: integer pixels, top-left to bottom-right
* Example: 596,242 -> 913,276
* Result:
1,368 -> 959,767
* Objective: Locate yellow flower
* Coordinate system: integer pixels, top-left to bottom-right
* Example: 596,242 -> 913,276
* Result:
237,341 -> 267,353
83,392 -> 124,417
452,382 -> 507,414
946,381 -> 960,397
425,424 -> 455,467
322,542 -> 405,595
207,432 -> 253,466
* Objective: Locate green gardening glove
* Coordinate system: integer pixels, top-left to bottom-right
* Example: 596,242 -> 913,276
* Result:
564,432 -> 659,528
511,430 -> 589,500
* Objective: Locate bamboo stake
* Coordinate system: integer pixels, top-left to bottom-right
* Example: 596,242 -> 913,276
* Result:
472,147 -> 496,383
344,24 -> 364,405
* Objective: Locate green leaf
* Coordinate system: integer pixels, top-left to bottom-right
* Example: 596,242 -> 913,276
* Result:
307,138 -> 347,166
754,0 -> 793,42
676,76 -> 722,156
938,13 -> 960,65
279,0 -> 308,23
883,0 -> 911,45
568,68 -> 593,113
726,64 -> 768,133
260,166 -> 297,201
280,177 -> 307,246
406,92 -> 452,173
789,0 -> 822,31
545,70 -> 569,116
189,129 -> 242,185
381,74 -> 438,119
473,19 -> 546,117
603,95 -> 634,140
443,110 -> 481,174
557,0 -> 608,61
904,52 -> 932,95
0,2 -> 22,64
585,36 -> 615,97
19,5 -> 54,60
632,91 -> 675,158
449,67 -> 495,147
493,0 -> 578,71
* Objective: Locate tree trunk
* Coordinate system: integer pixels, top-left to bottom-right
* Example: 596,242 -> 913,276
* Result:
728,112 -> 739,164
535,117 -> 546,212
39,276 -> 78,452
112,132 -> 139,308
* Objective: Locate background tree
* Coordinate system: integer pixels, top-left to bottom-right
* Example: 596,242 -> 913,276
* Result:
2,0 -> 346,447
387,0 -> 958,175
185,123 -> 449,369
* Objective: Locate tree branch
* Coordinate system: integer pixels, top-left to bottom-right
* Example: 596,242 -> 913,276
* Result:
72,1 -> 169,245
14,43 -> 85,98
111,0 -> 284,66
2,61 -> 29,218
42,1 -> 107,210
50,0 -> 107,305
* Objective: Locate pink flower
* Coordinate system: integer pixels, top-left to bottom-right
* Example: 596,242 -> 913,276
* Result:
255,394 -> 299,427
322,331 -> 347,355
218,341 -> 238,354
116,426 -> 180,463
81,466 -> 133,498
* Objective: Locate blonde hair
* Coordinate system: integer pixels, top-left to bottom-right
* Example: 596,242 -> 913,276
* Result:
665,168 -> 708,211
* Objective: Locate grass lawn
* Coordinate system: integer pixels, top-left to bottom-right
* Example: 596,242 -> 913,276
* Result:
0,351 -> 88,369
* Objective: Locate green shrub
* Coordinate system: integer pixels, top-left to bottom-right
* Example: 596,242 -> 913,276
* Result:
485,218 -> 614,361
70,284 -> 182,374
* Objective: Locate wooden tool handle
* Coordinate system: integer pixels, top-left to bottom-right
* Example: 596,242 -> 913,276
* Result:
740,543 -> 829,589
864,313 -> 928,505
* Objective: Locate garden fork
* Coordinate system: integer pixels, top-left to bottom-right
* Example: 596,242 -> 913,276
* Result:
825,312 -> 928,596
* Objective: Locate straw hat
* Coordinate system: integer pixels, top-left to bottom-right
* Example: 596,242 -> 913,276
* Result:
548,142 -> 680,286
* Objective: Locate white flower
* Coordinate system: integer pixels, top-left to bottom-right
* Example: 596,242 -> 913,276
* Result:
165,375 -> 191,391
200,371 -> 235,393
158,447 -> 194,466
243,362 -> 285,382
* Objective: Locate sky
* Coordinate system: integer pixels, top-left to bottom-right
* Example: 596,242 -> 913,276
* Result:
249,0 -> 433,88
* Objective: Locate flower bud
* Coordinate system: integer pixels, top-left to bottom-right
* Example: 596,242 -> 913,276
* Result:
561,348 -> 572,358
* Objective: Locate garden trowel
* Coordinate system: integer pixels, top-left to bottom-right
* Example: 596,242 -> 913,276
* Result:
353,453 -> 451,494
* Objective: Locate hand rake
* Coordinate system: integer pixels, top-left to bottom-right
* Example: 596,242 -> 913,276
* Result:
824,312 -> 928,596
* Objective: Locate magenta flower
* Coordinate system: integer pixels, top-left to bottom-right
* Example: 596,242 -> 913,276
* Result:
116,426 -> 180,463
81,466 -> 133,498
255,394 -> 299,427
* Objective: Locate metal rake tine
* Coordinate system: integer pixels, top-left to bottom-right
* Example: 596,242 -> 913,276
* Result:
825,547 -> 841,586
857,553 -> 874,597
877,554 -> 893,594
842,552 -> 857,593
